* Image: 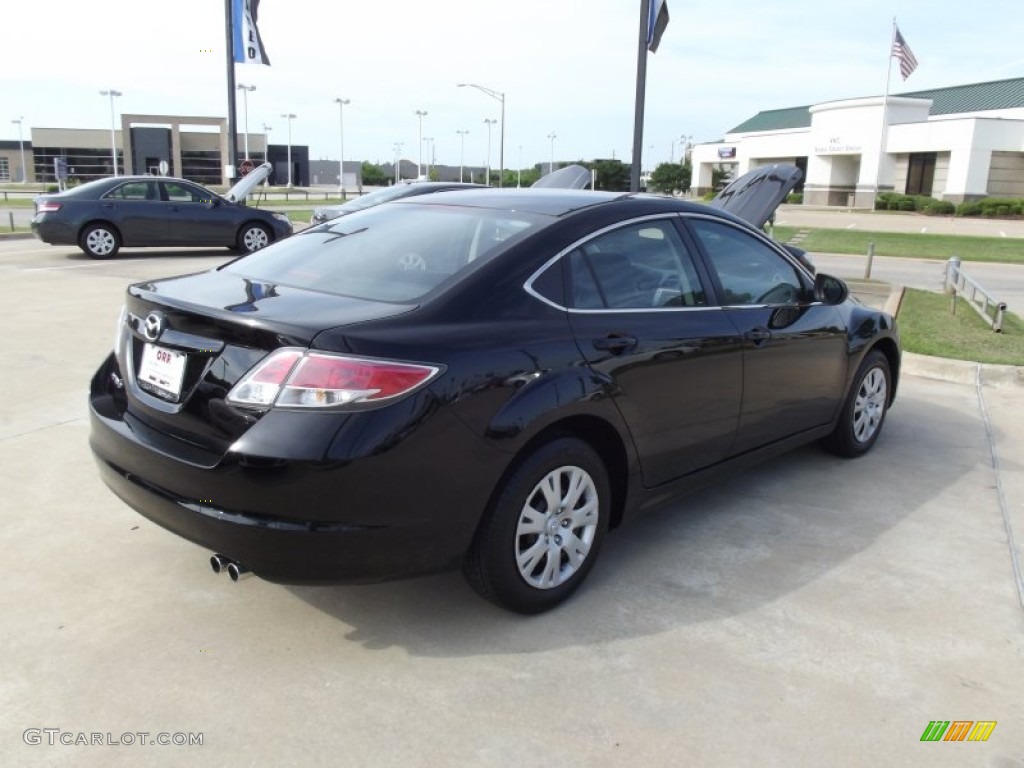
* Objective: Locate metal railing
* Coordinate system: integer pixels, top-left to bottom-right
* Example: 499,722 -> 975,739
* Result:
945,256 -> 1007,333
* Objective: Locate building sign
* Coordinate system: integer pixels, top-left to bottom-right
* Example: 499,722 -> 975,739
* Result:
813,135 -> 863,154
717,147 -> 736,159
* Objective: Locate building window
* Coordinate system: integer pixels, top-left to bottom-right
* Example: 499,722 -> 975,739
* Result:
906,152 -> 937,196
0,157 -> 9,182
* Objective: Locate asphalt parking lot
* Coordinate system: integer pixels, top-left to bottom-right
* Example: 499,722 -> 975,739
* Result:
2,240 -> 1022,767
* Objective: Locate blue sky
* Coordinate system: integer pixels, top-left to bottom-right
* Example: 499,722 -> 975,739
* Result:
3,0 -> 1022,171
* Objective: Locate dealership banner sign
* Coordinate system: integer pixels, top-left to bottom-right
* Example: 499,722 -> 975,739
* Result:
233,0 -> 270,66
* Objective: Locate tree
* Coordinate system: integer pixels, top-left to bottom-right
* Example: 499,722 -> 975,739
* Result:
583,159 -> 630,191
649,162 -> 692,195
361,161 -> 387,186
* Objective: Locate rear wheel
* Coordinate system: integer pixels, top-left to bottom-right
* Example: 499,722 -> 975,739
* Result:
822,349 -> 891,457
464,437 -> 609,613
79,223 -> 120,259
237,223 -> 271,253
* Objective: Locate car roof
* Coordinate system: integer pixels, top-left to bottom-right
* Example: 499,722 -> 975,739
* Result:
401,188 -> 740,219
405,188 -> 631,216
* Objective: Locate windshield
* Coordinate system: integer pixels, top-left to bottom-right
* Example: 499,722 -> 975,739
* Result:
225,202 -> 546,302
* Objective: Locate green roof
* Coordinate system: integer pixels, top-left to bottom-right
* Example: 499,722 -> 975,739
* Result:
727,76 -> 1024,134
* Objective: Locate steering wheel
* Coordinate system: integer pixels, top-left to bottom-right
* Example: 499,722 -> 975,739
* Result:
755,283 -> 798,305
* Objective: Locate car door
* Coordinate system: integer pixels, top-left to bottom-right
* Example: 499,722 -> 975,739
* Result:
557,217 -> 744,487
99,181 -> 162,245
160,181 -> 227,246
686,216 -> 848,454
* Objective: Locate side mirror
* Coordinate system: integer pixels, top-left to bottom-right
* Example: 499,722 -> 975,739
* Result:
203,199 -> 219,209
813,273 -> 848,305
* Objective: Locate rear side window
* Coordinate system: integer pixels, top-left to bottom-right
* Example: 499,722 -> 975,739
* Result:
104,181 -> 156,201
566,220 -> 706,309
689,219 -> 804,306
226,203 -> 545,302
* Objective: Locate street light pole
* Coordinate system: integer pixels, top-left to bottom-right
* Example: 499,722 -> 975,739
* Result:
547,132 -> 557,175
456,130 -> 468,183
261,123 -> 272,161
457,83 -> 505,187
393,142 -> 403,183
280,113 -> 296,187
11,117 -> 26,183
483,119 -> 496,185
423,137 -> 434,178
414,110 -> 428,179
517,145 -> 522,188
236,84 -> 255,160
99,89 -> 122,176
680,134 -> 693,164
333,97 -> 350,198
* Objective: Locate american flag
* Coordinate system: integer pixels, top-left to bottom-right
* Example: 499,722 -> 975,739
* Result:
891,26 -> 918,80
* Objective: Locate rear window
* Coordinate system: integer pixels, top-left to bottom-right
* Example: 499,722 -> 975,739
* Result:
224,203 -> 545,302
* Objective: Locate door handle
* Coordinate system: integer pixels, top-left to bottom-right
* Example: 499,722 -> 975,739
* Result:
592,335 -> 637,353
744,327 -> 772,346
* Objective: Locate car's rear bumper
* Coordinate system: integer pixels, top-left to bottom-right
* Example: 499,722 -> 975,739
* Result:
89,376 -> 499,584
31,217 -> 76,245
91,445 -> 455,584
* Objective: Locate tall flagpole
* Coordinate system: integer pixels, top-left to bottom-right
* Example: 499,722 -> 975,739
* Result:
630,0 -> 651,192
224,0 -> 239,184
873,17 -> 897,204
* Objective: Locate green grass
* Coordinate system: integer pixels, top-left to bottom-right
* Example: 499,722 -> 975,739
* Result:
898,288 -> 1024,365
771,227 -> 1024,264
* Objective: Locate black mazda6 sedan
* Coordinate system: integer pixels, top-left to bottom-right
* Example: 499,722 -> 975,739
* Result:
32,164 -> 291,259
89,168 -> 900,613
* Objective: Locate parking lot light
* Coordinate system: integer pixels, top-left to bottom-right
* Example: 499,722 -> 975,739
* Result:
99,90 -> 122,177
280,113 -> 296,187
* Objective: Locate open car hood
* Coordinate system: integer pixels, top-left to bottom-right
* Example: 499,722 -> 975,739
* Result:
224,162 -> 273,203
532,164 -> 593,190
708,163 -> 802,229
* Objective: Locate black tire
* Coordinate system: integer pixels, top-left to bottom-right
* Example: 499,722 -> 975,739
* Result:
464,437 -> 610,614
237,223 -> 271,253
79,223 -> 121,259
821,349 -> 891,458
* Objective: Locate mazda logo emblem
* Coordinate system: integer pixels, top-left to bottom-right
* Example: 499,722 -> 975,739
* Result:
143,312 -> 165,341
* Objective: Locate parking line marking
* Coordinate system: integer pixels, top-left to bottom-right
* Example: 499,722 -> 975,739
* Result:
845,223 -> 856,229
921,227 -> 928,233
23,260 -> 152,271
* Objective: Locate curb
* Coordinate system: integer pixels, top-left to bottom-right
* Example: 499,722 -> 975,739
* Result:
0,232 -> 36,241
902,352 -> 1023,388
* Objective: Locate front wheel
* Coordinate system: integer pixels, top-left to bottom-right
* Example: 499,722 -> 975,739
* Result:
464,437 -> 610,614
822,349 -> 892,457
237,223 -> 271,253
79,223 -> 120,259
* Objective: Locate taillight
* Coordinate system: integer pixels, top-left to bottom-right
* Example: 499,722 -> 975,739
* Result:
36,202 -> 62,213
227,349 -> 441,409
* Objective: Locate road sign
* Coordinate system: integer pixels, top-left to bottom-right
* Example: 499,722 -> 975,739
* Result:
239,160 -> 256,176
158,160 -> 169,176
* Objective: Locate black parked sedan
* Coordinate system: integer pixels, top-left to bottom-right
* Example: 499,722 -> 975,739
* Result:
32,163 -> 292,258
89,167 -> 900,613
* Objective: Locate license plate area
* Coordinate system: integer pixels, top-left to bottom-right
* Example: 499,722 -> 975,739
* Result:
138,343 -> 187,401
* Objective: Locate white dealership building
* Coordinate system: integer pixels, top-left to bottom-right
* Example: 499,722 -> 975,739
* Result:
690,77 -> 1024,207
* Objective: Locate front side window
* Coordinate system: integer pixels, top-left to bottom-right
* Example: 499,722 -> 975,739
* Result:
689,219 -> 804,306
162,182 -> 209,203
104,181 -> 156,201
566,219 -> 706,310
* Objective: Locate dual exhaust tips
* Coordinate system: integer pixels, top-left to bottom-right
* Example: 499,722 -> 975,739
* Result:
210,553 -> 252,582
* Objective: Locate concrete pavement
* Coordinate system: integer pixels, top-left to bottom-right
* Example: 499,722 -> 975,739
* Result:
0,241 -> 1021,766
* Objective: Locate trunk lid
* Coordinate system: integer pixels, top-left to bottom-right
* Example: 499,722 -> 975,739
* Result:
120,268 -> 414,455
708,163 -> 802,229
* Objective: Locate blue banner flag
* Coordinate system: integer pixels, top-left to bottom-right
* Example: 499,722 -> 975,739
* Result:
647,0 -> 669,52
233,0 -> 271,66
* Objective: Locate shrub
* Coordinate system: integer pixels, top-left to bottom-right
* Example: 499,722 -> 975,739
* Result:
898,199 -> 915,211
956,201 -> 982,216
701,191 -> 716,201
923,200 -> 955,215
785,192 -> 802,204
875,191 -> 900,210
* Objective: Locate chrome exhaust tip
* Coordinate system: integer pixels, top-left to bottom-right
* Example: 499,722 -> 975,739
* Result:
227,562 -> 252,582
210,553 -> 232,575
